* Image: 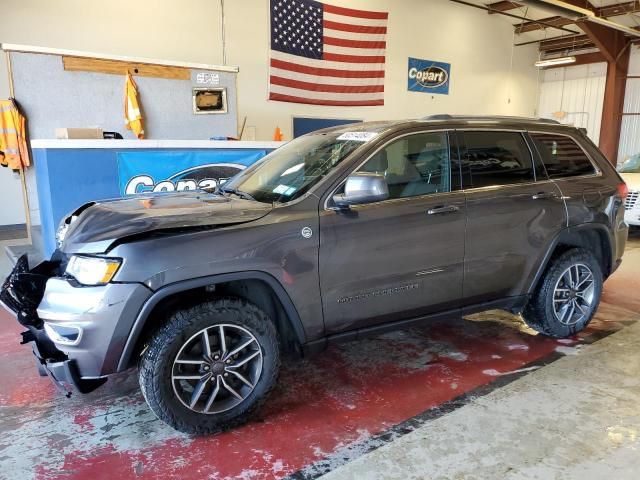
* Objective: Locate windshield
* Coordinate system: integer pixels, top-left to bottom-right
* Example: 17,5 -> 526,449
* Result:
619,155 -> 640,174
221,133 -> 370,203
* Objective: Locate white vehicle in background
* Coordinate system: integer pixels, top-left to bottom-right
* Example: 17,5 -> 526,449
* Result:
619,155 -> 640,227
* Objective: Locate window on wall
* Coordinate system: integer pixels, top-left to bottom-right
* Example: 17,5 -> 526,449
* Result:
530,133 -> 596,178
358,131 -> 451,199
461,131 -> 535,189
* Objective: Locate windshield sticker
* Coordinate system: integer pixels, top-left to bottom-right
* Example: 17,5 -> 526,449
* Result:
337,132 -> 378,142
272,184 -> 297,196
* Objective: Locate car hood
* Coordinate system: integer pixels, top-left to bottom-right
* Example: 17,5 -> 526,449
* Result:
60,191 -> 272,253
621,172 -> 640,191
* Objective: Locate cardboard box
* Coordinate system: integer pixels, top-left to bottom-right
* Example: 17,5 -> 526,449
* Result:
55,128 -> 103,139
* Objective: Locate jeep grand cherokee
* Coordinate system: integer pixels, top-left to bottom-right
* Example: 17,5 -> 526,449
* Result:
0,115 -> 628,434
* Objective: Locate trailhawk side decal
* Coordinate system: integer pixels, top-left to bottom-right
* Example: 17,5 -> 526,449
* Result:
338,282 -> 420,304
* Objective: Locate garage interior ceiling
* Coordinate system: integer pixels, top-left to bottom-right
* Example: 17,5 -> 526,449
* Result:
452,0 -> 640,57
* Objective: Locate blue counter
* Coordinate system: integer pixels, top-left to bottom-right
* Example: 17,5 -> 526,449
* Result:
31,140 -> 283,256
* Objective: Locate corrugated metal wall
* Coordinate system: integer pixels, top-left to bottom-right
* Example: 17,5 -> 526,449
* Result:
618,45 -> 640,163
538,62 -> 607,144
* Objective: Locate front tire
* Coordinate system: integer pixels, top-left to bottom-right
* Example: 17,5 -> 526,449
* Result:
139,297 -> 280,435
524,248 -> 603,338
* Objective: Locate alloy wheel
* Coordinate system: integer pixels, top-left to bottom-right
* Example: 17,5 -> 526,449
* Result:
552,263 -> 595,326
171,324 -> 263,414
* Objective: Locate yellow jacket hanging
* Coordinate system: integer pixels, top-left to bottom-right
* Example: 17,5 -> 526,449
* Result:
0,99 -> 30,170
124,73 -> 144,139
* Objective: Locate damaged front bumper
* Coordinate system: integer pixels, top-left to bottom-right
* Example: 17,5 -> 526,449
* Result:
21,328 -> 106,397
1,254 -> 109,396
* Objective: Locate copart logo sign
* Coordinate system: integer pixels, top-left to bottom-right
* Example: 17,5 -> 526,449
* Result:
117,150 -> 270,196
407,57 -> 451,95
125,163 -> 244,194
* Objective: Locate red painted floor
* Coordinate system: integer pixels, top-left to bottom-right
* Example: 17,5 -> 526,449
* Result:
0,252 -> 638,480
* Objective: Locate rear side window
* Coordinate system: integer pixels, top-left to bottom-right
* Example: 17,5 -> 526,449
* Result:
530,133 -> 596,178
461,131 -> 534,189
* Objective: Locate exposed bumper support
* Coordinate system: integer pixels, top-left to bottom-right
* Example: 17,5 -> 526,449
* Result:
25,329 -> 107,396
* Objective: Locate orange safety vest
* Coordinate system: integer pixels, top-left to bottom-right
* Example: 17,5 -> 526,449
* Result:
0,99 -> 30,170
124,73 -> 144,139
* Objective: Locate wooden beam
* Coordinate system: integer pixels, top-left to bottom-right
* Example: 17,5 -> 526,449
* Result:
515,1 -> 640,33
517,15 -> 573,33
601,49 -> 629,163
539,34 -> 595,54
487,1 -> 522,13
62,56 -> 190,80
597,1 -> 640,18
577,21 -> 631,163
578,20 -> 627,62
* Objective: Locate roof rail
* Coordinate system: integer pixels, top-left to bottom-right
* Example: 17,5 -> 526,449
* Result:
422,114 -> 561,125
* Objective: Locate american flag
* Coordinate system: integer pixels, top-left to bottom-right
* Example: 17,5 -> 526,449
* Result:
269,0 -> 388,106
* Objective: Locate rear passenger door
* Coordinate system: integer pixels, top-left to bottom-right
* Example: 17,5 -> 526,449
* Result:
459,130 -> 566,306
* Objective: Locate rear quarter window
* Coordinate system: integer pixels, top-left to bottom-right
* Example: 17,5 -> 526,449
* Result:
530,133 -> 596,179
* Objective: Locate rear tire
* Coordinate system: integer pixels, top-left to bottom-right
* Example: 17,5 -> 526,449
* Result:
139,297 -> 280,435
524,248 -> 603,338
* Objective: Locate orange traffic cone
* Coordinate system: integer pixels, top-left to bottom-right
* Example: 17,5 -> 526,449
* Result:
273,127 -> 283,141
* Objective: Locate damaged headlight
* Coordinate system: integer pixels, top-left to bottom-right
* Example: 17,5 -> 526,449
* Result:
65,255 -> 121,286
55,223 -> 69,248
56,215 -> 78,248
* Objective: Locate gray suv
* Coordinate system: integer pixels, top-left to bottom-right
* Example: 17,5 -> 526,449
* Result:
0,116 -> 628,434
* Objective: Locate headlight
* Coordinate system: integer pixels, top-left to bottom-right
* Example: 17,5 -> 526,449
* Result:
56,215 -> 78,248
65,255 -> 121,286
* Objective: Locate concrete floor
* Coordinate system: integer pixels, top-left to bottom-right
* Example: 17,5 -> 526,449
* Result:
0,233 -> 639,479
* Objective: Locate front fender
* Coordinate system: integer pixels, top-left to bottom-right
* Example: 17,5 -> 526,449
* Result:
116,271 -> 307,372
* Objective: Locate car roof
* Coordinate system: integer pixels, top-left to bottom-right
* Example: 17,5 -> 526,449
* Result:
309,115 -> 577,136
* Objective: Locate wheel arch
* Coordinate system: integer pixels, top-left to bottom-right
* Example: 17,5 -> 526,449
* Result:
117,271 -> 307,372
527,224 -> 613,296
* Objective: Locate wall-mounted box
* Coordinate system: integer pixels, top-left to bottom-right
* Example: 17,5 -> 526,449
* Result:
193,87 -> 227,115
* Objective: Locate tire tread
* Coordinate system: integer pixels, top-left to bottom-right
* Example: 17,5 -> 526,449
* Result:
524,247 -> 602,338
139,297 -> 280,435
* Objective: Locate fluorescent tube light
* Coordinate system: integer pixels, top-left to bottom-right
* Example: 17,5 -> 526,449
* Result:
534,56 -> 577,67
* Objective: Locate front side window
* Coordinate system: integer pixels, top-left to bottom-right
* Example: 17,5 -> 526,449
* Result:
530,133 -> 596,178
357,131 -> 451,199
461,131 -> 535,189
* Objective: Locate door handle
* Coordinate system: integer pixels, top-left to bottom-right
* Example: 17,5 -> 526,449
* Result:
531,192 -> 557,200
427,205 -> 459,215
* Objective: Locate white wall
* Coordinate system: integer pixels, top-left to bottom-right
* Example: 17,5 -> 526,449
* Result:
537,62 -> 607,144
0,0 -> 540,225
226,0 -> 540,135
619,44 -> 640,163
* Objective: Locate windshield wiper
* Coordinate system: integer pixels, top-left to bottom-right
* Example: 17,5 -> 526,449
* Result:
219,186 -> 257,202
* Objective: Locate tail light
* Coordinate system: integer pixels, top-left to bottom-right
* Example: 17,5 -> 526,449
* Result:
617,182 -> 629,200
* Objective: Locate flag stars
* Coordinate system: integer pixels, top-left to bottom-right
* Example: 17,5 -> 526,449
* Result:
271,0 -> 323,58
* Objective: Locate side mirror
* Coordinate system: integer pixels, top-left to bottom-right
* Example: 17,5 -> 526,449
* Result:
332,172 -> 389,208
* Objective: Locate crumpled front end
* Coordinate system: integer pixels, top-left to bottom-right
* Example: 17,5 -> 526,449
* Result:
0,254 -> 108,395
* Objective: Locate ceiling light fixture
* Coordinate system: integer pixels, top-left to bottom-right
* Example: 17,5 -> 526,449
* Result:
534,56 -> 577,67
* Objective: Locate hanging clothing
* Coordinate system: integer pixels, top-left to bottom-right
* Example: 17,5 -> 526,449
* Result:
124,73 -> 144,139
0,99 -> 30,170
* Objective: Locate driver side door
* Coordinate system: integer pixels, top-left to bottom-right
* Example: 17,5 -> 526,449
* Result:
318,130 -> 466,334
